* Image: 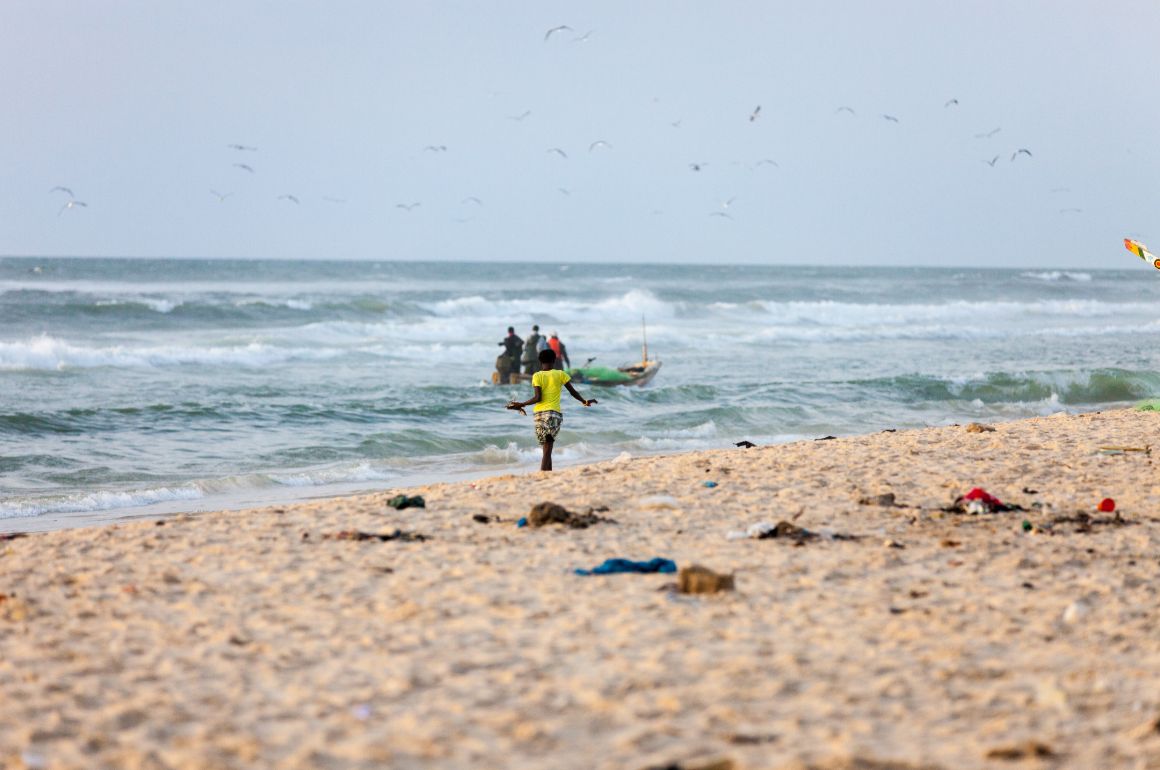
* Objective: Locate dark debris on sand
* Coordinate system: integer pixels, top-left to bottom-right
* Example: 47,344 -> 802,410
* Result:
527,502 -> 616,529
323,529 -> 429,543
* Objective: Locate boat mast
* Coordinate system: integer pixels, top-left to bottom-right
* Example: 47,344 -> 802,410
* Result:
641,315 -> 648,364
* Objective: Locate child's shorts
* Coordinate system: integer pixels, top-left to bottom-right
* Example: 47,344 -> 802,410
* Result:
534,410 -> 563,445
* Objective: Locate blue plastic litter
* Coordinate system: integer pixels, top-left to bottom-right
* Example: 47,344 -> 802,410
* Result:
703,480 -> 718,488
574,557 -> 677,576
516,517 -> 528,528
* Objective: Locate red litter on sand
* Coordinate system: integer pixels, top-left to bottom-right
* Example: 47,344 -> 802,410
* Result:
1098,497 -> 1116,512
963,487 -> 1003,508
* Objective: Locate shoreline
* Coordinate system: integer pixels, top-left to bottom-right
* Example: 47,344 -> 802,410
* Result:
3,407 -> 1159,768
0,405 -> 1119,536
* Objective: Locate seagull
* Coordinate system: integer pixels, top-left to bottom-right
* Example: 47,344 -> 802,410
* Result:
721,196 -> 737,210
233,163 -> 255,173
882,114 -> 900,123
49,186 -> 74,197
944,98 -> 959,107
210,189 -> 232,202
461,196 -> 484,206
544,24 -> 572,41
689,162 -> 707,172
423,145 -> 448,152
508,110 -> 532,121
58,200 -> 87,215
749,105 -> 761,122
227,144 -> 257,151
574,30 -> 594,43
983,156 -> 999,167
670,119 -> 682,128
709,211 -> 733,220
277,194 -> 300,204
588,140 -> 612,152
753,159 -> 779,169
396,202 -> 421,211
835,106 -> 856,115
1011,148 -> 1033,161
547,147 -> 568,159
557,187 -> 571,196
974,127 -> 1001,138
1059,208 -> 1082,214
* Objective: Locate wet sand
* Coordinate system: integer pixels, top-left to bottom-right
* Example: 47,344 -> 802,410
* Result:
2,409 -> 1159,769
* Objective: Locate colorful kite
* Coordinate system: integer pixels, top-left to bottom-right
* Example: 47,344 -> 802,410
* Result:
1125,238 -> 1160,269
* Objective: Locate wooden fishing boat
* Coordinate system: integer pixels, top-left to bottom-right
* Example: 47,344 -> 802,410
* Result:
568,318 -> 661,387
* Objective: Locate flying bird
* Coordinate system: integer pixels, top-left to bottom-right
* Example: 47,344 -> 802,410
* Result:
544,25 -> 572,41
508,110 -> 532,121
574,30 -> 594,43
944,98 -> 959,107
233,163 -> 255,173
423,145 -> 448,152
547,147 -> 568,159
588,140 -> 612,152
49,186 -> 74,197
396,202 -> 421,211
974,127 -> 1002,139
461,196 -> 484,206
227,144 -> 257,151
557,188 -> 571,196
277,194 -> 300,204
983,156 -> 999,167
835,106 -> 856,115
689,162 -> 707,172
721,196 -> 737,210
1011,148 -> 1033,161
210,189 -> 232,202
749,105 -> 761,122
882,114 -> 900,123
670,119 -> 682,128
753,159 -> 779,169
1059,208 -> 1082,214
58,200 -> 87,215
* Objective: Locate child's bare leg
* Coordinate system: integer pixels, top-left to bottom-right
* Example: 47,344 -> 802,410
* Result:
541,437 -> 554,471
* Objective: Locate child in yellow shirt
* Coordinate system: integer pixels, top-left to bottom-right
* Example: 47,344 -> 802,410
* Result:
506,348 -> 596,471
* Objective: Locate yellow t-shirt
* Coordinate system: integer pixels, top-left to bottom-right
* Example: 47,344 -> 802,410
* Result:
532,369 -> 571,413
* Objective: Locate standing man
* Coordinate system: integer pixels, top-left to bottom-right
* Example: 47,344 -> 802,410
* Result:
522,325 -> 543,376
498,326 -> 523,381
548,331 -> 571,371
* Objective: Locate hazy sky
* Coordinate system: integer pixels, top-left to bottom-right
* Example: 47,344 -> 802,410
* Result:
3,1 -> 1158,267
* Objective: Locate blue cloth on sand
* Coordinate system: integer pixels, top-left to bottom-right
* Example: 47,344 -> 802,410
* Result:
574,558 -> 677,576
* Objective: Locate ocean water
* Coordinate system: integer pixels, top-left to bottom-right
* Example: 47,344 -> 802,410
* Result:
3,257 -> 1159,528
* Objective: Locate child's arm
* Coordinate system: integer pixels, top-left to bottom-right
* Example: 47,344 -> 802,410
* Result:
564,382 -> 597,407
507,386 -> 542,414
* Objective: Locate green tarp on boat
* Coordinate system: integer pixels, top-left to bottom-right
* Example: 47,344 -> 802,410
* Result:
569,365 -> 633,383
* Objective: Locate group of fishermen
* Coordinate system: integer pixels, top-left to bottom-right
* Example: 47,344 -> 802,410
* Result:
497,325 -> 571,381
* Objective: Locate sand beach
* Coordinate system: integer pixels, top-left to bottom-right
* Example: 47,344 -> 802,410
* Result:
3,408 -> 1160,769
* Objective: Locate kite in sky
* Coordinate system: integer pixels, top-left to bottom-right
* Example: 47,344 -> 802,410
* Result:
1125,238 -> 1160,270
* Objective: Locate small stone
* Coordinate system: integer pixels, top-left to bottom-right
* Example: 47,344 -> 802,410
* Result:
677,565 -> 735,594
859,492 -> 897,507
